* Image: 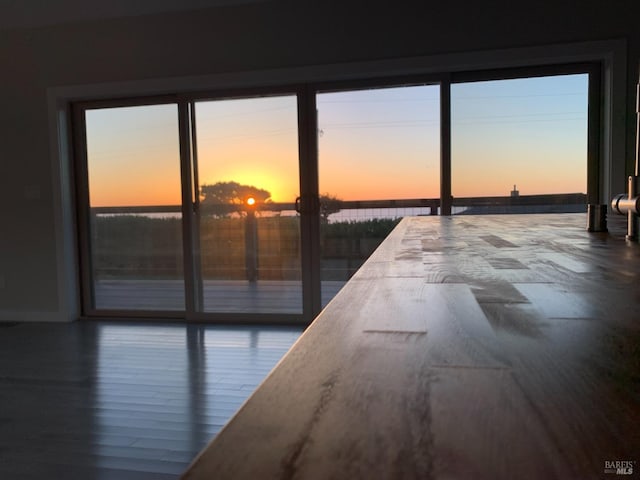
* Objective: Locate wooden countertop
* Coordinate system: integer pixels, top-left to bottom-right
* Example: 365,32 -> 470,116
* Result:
182,214 -> 640,479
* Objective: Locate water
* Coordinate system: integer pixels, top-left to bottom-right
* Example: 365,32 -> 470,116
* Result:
328,206 -> 469,222
97,207 -> 470,223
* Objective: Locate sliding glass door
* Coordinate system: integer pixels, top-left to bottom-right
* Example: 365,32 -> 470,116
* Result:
316,84 -> 441,306
190,95 -> 303,315
75,63 -> 598,322
77,93 -> 305,320
82,103 -> 186,311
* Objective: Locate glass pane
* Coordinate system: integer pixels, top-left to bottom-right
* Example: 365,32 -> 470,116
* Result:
452,74 -> 588,213
317,85 -> 440,306
194,95 -> 301,314
85,104 -> 185,310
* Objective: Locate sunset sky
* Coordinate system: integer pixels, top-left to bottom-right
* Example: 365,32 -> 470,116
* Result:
318,84 -> 440,201
194,96 -> 299,203
452,74 -> 588,197
85,73 -> 588,207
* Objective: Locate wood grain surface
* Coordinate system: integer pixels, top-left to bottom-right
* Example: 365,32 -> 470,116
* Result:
182,214 -> 640,480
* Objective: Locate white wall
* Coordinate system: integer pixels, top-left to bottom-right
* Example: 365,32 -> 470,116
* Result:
0,0 -> 638,321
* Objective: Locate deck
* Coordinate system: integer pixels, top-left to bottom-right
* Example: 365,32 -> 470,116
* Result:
182,213 -> 640,479
94,280 -> 345,313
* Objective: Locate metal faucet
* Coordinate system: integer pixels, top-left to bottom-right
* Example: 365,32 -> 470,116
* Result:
611,176 -> 639,240
611,79 -> 640,240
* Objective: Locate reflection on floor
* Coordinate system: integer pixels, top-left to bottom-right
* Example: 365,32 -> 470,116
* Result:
0,322 -> 303,479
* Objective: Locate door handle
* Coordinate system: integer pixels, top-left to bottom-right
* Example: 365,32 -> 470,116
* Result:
295,195 -> 319,215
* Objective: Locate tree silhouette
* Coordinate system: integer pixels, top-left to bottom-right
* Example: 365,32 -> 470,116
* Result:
319,193 -> 342,224
201,181 -> 271,205
200,181 -> 271,217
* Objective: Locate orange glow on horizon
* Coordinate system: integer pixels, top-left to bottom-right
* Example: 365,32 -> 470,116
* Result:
199,172 -> 298,204
86,75 -> 588,208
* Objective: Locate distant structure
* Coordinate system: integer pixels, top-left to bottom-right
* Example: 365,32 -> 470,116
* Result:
511,184 -> 520,197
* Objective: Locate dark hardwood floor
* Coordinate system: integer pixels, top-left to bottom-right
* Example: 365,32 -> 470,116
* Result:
0,322 -> 303,479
